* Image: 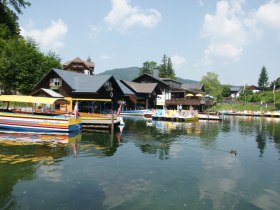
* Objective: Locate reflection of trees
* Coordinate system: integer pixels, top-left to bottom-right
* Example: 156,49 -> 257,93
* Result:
199,122 -> 220,147
236,116 -> 280,157
0,144 -> 68,209
263,119 -> 280,155
237,117 -> 255,136
81,131 -> 119,157
124,118 -> 222,159
255,125 -> 266,157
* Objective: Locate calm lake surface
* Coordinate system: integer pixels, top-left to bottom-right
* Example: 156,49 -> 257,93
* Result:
0,116 -> 280,210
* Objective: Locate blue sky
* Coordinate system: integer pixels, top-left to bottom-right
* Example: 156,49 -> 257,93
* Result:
19,0 -> 280,85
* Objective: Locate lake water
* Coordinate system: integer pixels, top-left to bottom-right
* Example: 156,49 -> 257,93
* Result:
0,116 -> 280,210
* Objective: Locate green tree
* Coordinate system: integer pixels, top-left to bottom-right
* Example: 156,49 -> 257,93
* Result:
221,85 -> 231,97
139,61 -> 157,76
270,77 -> 280,90
258,66 -> 269,91
0,0 -> 31,36
166,57 -> 175,79
200,72 -> 222,99
159,54 -> 168,77
159,54 -> 175,79
0,37 -> 61,94
239,87 -> 253,102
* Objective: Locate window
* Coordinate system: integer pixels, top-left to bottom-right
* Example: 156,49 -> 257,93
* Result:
84,70 -> 90,75
50,78 -> 62,89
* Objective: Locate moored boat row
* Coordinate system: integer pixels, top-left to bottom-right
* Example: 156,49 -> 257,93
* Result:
218,110 -> 280,118
0,95 -> 123,133
151,109 -> 199,122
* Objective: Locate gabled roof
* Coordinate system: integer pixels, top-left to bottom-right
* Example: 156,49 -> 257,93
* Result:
133,73 -> 169,89
181,83 -> 204,91
230,86 -> 242,92
33,68 -> 115,94
116,80 -> 134,95
51,68 -> 112,93
63,57 -> 95,69
121,80 -> 158,94
161,77 -> 182,84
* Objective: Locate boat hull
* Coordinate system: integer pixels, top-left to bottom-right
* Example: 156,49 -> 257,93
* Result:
120,110 -> 146,116
0,112 -> 82,132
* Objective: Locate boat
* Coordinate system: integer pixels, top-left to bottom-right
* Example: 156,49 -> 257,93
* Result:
152,109 -> 163,120
152,109 -> 199,122
198,113 -> 222,121
65,98 -> 121,129
143,109 -> 157,118
120,109 -> 146,116
0,95 -> 82,132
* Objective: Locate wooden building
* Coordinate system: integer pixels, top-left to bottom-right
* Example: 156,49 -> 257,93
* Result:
132,73 -> 212,111
63,57 -> 95,75
31,68 -> 126,112
120,80 -> 162,109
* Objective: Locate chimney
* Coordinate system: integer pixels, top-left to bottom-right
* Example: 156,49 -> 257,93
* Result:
153,68 -> 159,79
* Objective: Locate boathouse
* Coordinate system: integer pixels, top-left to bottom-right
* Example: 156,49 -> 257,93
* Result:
132,73 -> 211,111
120,80 -> 162,110
31,68 -> 126,112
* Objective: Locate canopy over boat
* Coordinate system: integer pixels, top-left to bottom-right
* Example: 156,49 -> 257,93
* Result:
0,95 -> 69,104
69,98 -> 111,102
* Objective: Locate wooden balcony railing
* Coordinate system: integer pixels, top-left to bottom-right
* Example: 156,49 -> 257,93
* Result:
165,98 -> 215,106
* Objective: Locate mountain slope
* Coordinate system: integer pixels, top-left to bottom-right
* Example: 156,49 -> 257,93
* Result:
97,67 -> 200,84
97,67 -> 140,81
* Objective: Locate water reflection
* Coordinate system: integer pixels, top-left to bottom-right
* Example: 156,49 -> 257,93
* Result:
0,116 -> 280,209
0,131 -> 82,210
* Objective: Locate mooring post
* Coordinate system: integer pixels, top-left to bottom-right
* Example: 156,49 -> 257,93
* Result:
110,91 -> 114,133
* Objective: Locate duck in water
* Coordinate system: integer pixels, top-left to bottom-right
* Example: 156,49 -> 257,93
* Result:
229,149 -> 237,156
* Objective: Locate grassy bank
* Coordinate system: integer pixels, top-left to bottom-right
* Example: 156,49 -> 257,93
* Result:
208,103 -> 276,112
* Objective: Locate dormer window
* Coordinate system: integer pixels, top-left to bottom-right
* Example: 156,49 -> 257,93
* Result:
50,78 -> 62,89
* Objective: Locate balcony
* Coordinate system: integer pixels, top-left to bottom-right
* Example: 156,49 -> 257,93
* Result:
165,98 -> 215,106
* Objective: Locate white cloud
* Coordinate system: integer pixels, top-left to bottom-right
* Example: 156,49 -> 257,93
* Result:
171,54 -> 186,70
255,1 -> 280,29
104,0 -> 161,31
201,0 -> 280,66
20,19 -> 68,51
201,0 -> 248,65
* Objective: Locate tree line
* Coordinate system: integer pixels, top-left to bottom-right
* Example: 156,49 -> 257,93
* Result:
139,54 -> 176,79
200,66 -> 280,104
0,0 -> 61,94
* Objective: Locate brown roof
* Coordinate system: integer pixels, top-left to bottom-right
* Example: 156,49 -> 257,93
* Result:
122,80 -> 158,93
63,57 -> 95,69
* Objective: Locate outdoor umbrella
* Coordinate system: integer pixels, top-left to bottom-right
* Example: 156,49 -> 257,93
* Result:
186,93 -> 194,97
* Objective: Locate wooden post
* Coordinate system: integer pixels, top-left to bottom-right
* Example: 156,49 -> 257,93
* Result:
110,92 -> 114,133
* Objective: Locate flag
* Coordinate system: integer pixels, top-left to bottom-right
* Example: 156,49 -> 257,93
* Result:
116,102 -> 122,116
73,101 -> 79,119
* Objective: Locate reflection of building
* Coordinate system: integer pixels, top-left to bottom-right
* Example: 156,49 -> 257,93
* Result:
63,57 -> 95,75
